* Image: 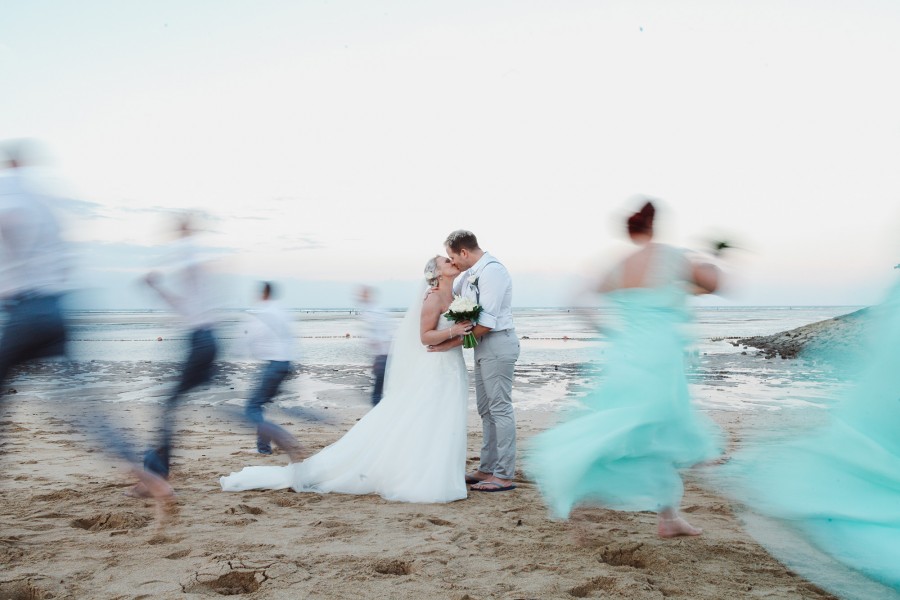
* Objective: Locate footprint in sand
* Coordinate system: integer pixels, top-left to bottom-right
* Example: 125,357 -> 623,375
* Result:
309,519 -> 356,538
598,542 -> 647,569
372,559 -> 413,576
70,512 -> 150,532
0,579 -> 51,600
183,570 -> 265,595
271,496 -> 301,508
568,576 -> 620,598
225,504 -> 264,516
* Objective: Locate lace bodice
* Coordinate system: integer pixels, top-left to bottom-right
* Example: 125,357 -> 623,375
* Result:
437,314 -> 453,331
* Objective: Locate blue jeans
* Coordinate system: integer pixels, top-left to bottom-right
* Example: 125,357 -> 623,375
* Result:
0,294 -> 68,461
245,360 -> 292,452
0,294 -> 68,389
144,327 -> 218,478
371,354 -> 387,406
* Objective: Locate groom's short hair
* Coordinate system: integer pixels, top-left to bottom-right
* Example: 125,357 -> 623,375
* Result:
445,230 -> 479,253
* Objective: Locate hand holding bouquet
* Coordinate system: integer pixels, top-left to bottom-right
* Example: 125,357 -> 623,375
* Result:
445,296 -> 483,349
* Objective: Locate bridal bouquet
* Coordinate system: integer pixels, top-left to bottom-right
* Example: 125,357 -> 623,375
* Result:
445,295 -> 483,349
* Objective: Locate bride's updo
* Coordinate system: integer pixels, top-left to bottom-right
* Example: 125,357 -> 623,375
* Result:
423,256 -> 441,287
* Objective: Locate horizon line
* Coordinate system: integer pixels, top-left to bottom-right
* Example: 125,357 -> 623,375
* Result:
66,304 -> 869,313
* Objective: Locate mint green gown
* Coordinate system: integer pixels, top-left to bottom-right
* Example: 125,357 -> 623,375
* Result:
718,276 -> 900,593
525,245 -> 722,518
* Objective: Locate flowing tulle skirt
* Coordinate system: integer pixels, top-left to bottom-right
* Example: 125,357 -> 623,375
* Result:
221,348 -> 469,504
716,280 -> 900,593
526,290 -> 722,518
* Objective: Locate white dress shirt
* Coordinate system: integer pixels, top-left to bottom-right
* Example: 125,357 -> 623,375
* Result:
360,301 -> 392,356
155,236 -> 219,330
0,168 -> 69,298
246,299 -> 296,362
453,252 -> 514,331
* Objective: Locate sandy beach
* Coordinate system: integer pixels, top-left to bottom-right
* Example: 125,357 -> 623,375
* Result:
0,360 -> 839,600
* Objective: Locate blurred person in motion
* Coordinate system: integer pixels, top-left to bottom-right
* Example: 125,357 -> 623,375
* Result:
525,200 -> 723,537
128,213 -> 220,497
0,140 -> 173,513
243,281 -> 303,459
0,139 -> 70,390
357,285 -> 391,406
715,263 -> 900,595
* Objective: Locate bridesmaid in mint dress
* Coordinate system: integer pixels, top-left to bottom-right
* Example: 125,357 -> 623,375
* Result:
525,201 -> 723,537
718,271 -> 900,593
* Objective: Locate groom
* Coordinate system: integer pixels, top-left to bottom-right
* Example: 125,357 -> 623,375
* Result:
438,230 -> 520,492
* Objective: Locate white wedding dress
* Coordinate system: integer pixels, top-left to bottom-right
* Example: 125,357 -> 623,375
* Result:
220,286 -> 469,503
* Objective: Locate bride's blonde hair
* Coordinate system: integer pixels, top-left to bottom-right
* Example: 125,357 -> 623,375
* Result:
423,256 -> 441,288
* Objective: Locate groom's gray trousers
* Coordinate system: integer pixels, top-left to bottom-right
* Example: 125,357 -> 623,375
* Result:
474,328 -> 520,480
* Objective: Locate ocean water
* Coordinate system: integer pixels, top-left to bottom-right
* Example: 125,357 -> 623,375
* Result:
59,305 -> 861,413
65,306 -> 858,362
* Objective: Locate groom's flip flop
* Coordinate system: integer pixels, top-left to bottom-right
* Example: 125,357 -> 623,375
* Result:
471,481 -> 516,492
465,472 -> 487,484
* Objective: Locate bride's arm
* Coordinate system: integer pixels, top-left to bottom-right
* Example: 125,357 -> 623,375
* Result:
420,294 -> 468,346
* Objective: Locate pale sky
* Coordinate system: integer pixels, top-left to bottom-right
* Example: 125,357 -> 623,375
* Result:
2,1 -> 898,308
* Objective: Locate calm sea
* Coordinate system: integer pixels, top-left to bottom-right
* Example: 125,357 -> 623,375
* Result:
60,306 -> 859,413
64,305 -> 859,364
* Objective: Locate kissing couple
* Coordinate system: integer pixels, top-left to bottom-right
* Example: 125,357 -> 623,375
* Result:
221,229 -> 520,502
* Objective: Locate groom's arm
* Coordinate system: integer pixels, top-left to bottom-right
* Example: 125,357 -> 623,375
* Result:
471,263 -> 508,340
471,323 -> 492,339
427,335 -> 464,352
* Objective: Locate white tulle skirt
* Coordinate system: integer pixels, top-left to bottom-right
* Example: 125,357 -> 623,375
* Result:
221,345 -> 469,503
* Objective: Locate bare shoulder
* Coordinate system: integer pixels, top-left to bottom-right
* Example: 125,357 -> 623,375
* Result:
421,291 -> 447,316
420,292 -> 447,334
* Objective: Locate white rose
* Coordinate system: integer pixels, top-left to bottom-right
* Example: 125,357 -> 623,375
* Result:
449,296 -> 477,312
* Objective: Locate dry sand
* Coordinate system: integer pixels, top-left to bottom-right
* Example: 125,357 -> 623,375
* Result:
0,364 -> 837,600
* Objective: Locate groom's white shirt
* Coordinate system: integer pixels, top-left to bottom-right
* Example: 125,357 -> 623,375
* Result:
454,252 -> 514,331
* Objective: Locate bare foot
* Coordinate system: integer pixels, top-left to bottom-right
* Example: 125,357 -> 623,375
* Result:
129,468 -> 177,532
658,515 -> 702,538
124,482 -> 152,498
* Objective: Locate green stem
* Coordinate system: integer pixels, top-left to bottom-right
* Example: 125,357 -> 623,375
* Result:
463,332 -> 478,349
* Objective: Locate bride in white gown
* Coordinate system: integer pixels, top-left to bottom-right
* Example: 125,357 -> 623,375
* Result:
220,256 -> 473,503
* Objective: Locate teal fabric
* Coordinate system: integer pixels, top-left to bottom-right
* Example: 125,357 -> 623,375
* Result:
719,277 -> 900,590
525,281 -> 722,518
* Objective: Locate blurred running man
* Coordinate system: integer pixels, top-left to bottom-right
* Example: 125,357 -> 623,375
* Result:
130,213 -> 220,495
243,281 -> 303,459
